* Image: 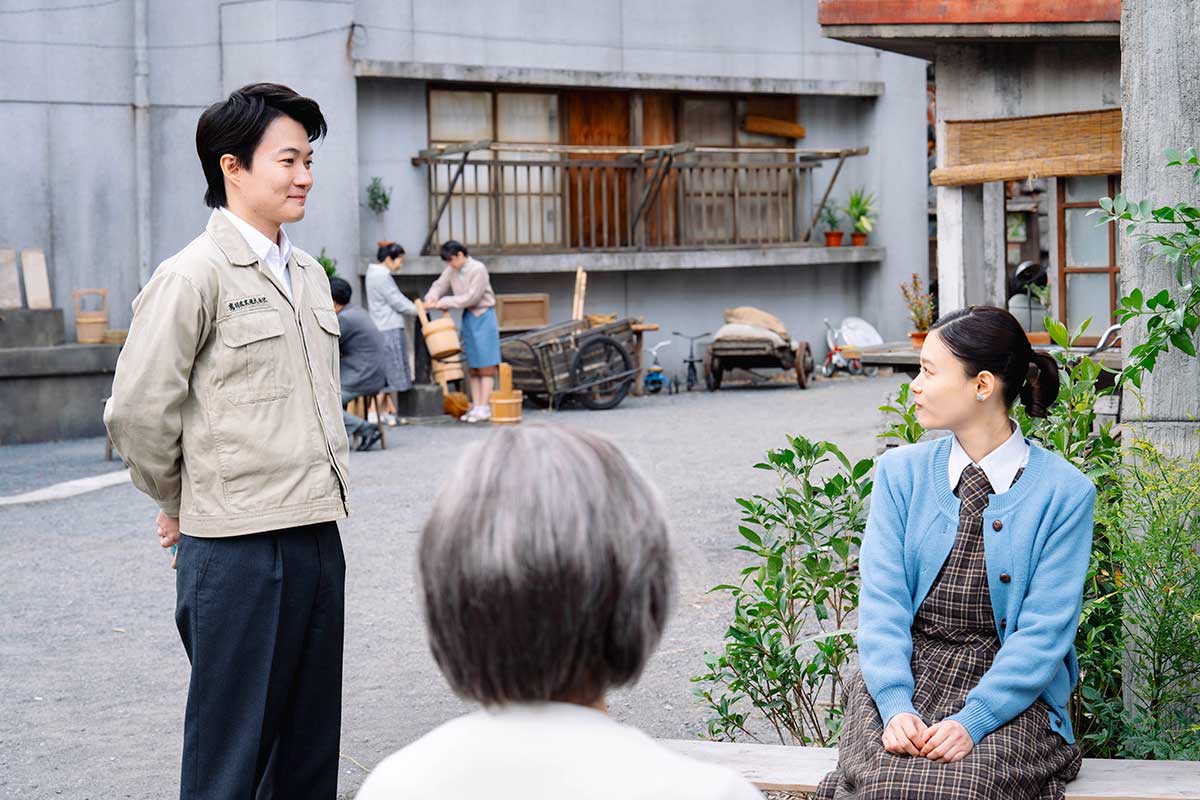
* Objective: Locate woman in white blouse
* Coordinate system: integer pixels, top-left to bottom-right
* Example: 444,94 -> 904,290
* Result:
365,241 -> 415,423
354,424 -> 762,800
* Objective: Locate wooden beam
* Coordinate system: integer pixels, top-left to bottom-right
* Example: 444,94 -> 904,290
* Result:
817,0 -> 1120,26
742,114 -> 807,140
412,139 -> 493,164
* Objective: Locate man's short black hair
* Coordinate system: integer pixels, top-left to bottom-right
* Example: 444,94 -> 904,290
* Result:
196,82 -> 327,209
328,276 -> 352,306
439,240 -> 468,261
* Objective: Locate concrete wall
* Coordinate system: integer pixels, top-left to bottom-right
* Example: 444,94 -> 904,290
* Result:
1,0 -> 926,356
354,0 -> 884,86
1121,0 -> 1200,459
393,264 -> 870,377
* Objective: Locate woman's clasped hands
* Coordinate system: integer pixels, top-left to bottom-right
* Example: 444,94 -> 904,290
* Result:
882,713 -> 973,763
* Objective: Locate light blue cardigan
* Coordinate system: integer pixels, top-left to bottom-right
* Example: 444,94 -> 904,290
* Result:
858,436 -> 1096,744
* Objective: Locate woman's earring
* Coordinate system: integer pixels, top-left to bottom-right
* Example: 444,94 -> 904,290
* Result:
976,393 -> 985,402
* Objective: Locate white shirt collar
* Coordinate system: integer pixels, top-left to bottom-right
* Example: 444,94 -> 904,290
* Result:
219,207 -> 292,269
948,419 -> 1030,495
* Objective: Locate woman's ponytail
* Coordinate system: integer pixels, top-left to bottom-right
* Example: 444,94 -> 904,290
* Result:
1019,351 -> 1060,418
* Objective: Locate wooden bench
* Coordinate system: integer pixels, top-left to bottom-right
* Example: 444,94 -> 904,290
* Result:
661,740 -> 1200,799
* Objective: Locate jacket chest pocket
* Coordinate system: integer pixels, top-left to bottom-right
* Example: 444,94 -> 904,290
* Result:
311,307 -> 341,387
218,310 -> 291,404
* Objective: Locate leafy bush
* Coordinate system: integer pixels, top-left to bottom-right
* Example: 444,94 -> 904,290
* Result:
366,176 -> 392,215
692,437 -> 872,746
316,247 -> 337,278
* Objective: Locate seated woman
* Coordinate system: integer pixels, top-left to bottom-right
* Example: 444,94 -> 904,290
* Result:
355,424 -> 761,800
818,306 -> 1095,800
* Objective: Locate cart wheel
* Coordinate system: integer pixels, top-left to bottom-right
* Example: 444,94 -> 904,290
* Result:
700,359 -> 720,393
570,335 -> 634,410
819,359 -> 836,378
705,355 -> 722,391
848,359 -> 865,376
796,342 -> 813,390
863,365 -> 880,378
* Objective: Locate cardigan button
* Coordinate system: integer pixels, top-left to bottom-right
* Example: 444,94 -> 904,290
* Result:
992,520 -> 1004,532
1055,717 -> 1063,728
1000,573 -> 1011,583
1000,617 -> 1007,628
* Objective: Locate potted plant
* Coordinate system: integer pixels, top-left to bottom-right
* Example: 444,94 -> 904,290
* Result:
901,272 -> 934,348
845,187 -> 876,246
820,202 -> 844,246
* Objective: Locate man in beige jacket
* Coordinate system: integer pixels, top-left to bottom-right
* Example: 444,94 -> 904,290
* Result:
105,83 -> 349,800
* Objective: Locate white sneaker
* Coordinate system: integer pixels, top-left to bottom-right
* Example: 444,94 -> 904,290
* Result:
367,410 -> 379,423
476,405 -> 492,422
461,407 -> 481,423
383,413 -> 399,426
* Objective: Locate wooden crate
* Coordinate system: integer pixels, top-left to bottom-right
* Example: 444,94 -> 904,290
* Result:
496,293 -> 550,332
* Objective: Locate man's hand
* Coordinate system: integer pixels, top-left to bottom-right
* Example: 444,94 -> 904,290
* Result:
156,510 -> 180,569
881,712 -> 928,757
919,719 -> 973,763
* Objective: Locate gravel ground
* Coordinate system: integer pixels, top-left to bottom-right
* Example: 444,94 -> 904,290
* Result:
0,374 -> 895,799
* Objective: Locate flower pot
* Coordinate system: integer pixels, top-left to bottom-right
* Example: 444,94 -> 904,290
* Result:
909,331 -> 928,349
824,231 -> 845,247
1026,331 -> 1051,346
851,232 -> 868,247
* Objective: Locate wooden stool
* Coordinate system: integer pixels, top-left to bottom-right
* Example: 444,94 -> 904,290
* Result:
345,393 -> 387,450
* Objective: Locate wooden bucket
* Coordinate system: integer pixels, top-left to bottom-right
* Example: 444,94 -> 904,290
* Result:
416,300 -> 461,359
489,389 -> 523,424
432,354 -> 465,384
74,289 -> 109,344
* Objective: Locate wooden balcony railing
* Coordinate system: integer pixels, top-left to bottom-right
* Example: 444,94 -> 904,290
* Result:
413,142 -> 867,256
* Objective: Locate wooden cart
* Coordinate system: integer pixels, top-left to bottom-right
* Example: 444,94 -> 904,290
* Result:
500,318 -> 641,410
704,337 -> 815,390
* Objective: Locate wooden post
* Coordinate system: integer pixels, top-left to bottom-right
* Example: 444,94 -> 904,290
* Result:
572,267 -> 588,321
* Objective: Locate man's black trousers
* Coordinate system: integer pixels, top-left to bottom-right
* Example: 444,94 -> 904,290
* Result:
174,521 -> 345,800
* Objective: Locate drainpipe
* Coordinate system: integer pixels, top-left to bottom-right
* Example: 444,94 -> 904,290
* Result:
133,0 -> 152,287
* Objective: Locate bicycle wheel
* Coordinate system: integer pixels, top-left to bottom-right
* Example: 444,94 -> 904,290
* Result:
820,359 -> 836,378
570,335 -> 634,410
848,359 -> 865,376
863,365 -> 880,378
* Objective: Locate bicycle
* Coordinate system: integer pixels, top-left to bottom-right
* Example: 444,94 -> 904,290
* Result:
821,318 -> 879,378
673,331 -> 711,391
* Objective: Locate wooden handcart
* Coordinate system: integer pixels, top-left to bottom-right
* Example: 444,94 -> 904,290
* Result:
500,318 -> 641,410
704,337 -> 815,390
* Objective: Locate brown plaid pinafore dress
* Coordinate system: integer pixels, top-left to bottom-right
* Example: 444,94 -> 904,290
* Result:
817,464 -> 1082,800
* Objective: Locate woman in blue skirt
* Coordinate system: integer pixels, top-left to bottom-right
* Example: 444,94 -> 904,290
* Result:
425,240 -> 499,423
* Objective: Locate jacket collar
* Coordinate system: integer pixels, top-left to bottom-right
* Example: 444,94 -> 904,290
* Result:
207,208 -> 318,273
206,209 -> 259,267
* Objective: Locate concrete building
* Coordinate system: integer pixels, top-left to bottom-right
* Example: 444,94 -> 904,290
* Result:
0,0 -> 928,441
820,0 -> 1123,343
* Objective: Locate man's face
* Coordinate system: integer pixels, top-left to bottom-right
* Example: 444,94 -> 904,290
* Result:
445,252 -> 468,269
225,115 -> 314,227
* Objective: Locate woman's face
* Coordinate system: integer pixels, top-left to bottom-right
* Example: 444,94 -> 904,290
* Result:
385,254 -> 404,273
911,329 -> 982,431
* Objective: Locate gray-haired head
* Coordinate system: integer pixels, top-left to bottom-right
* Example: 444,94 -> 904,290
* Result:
419,423 -> 674,706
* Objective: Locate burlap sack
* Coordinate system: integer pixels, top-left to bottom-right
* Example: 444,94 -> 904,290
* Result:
724,306 -> 789,339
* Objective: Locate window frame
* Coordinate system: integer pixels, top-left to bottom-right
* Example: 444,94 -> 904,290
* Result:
1056,174 -> 1120,345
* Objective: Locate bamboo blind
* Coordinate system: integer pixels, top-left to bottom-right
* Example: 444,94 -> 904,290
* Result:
930,108 -> 1121,186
